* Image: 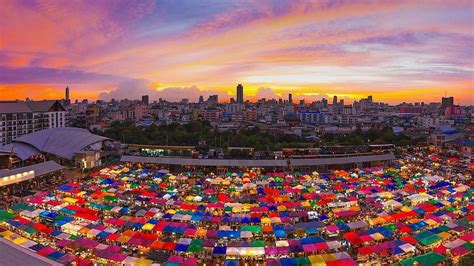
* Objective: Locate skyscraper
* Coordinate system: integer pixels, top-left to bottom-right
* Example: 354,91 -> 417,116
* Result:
333,95 -> 338,105
65,85 -> 70,105
288,93 -> 293,104
142,95 -> 149,105
441,96 -> 454,108
236,84 -> 244,104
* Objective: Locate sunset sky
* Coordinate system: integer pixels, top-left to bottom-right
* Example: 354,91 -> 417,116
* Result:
0,0 -> 473,104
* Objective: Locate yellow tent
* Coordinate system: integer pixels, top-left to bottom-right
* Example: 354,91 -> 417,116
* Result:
308,255 -> 326,266
142,223 -> 154,230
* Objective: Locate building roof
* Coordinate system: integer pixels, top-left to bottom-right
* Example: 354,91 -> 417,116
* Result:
0,101 -> 31,113
9,127 -> 109,160
121,155 -> 287,167
121,153 -> 395,167
25,100 -> 64,112
290,153 -> 395,166
0,100 -> 65,114
0,161 -> 64,180
0,142 -> 41,160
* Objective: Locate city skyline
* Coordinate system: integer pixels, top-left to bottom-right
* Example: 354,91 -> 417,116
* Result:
1,1 -> 473,104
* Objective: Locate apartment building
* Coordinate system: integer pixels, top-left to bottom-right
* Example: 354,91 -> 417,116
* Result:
0,100 -> 67,145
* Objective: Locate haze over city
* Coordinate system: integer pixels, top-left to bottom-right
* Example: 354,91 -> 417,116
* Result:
0,0 -> 473,104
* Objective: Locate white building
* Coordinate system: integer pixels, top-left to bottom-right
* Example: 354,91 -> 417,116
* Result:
0,100 -> 67,145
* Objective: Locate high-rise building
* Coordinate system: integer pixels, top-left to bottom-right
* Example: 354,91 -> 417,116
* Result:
333,96 -> 338,105
141,95 -> 149,105
236,84 -> 244,104
368,95 -> 373,103
65,85 -> 70,105
441,97 -> 454,108
288,93 -> 293,104
199,95 -> 204,103
0,100 -> 67,145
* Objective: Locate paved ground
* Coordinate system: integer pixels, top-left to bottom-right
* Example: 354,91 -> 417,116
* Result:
0,238 -> 62,266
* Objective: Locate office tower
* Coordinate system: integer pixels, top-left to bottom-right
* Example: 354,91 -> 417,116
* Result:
288,93 -> 293,104
199,95 -> 204,103
236,84 -> 244,104
441,96 -> 454,108
65,86 -> 70,105
141,95 -> 149,105
333,96 -> 337,105
368,95 -> 373,103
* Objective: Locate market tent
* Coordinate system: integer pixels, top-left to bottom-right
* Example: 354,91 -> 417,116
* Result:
400,251 -> 446,266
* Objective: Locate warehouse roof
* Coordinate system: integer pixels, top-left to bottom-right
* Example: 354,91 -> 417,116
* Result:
2,127 -> 110,160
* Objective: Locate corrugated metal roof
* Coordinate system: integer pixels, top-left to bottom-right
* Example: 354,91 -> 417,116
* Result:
121,154 -> 395,167
14,127 -> 110,160
0,101 -> 31,113
290,154 -> 395,166
0,161 -> 64,179
121,155 -> 287,167
0,142 -> 41,160
24,100 -> 59,112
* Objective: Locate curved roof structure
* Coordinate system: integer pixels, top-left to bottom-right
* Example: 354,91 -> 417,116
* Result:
3,128 -> 110,160
0,142 -> 41,160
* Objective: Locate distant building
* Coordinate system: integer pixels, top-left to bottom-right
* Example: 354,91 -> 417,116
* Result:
288,93 -> 293,104
208,95 -> 218,103
0,100 -> 67,145
333,96 -> 338,105
142,95 -> 149,105
120,104 -> 147,121
202,109 -> 222,121
399,106 -> 423,114
236,84 -> 244,104
65,85 -> 70,106
297,110 -> 324,124
445,105 -> 462,116
441,96 -> 454,109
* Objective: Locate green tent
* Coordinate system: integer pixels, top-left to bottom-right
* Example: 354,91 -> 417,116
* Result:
241,225 -> 262,233
384,224 -> 397,231
413,231 -> 441,246
462,242 -> 474,250
190,239 -> 204,246
400,251 -> 446,266
104,195 -> 118,202
0,209 -> 15,221
24,227 -> 38,235
187,244 -> 202,253
252,240 -> 265,247
10,203 -> 34,212
295,257 -> 311,265
434,225 -> 450,233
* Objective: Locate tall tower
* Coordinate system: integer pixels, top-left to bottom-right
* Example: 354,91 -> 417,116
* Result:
333,95 -> 337,105
236,84 -> 244,104
65,85 -> 70,105
288,93 -> 293,104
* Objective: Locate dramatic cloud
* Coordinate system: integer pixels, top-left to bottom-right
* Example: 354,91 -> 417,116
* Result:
0,0 -> 472,103
99,80 -> 230,102
0,66 -> 125,84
